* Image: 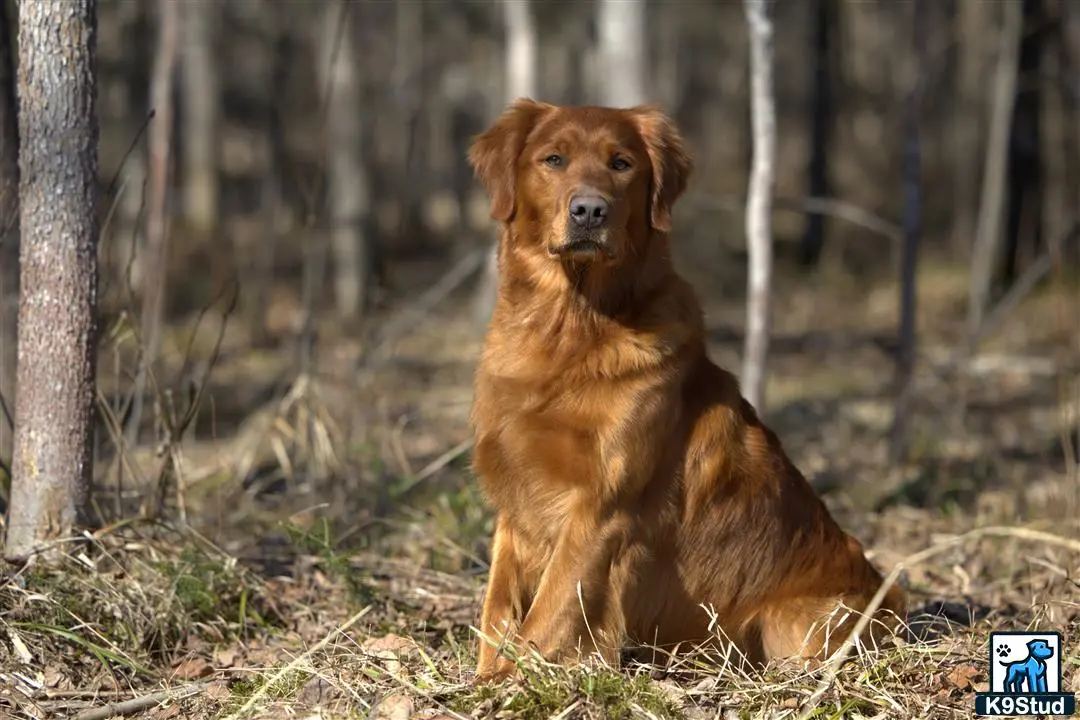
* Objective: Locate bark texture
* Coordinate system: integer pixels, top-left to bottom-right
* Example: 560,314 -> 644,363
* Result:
0,0 -> 19,467
4,0 -> 99,562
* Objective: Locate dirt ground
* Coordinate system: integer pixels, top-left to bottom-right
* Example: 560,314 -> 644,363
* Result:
1,250 -> 1079,719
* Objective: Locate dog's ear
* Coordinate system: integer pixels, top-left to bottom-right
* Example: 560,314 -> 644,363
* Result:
629,106 -> 693,233
468,98 -> 552,223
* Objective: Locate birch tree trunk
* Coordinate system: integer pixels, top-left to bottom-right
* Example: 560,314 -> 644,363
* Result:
4,0 -> 100,563
473,0 -> 537,326
179,0 -> 219,236
968,1 -> 1023,338
0,0 -> 19,469
740,0 -> 777,415
598,0 -> 647,107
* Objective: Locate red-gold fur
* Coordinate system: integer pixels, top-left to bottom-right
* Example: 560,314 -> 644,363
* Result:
467,99 -> 906,680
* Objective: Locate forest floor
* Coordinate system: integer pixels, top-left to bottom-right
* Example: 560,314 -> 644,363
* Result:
1,251 -> 1079,720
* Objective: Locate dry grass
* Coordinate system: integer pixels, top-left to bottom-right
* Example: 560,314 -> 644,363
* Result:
2,263 -> 1079,719
3,516 -> 1077,720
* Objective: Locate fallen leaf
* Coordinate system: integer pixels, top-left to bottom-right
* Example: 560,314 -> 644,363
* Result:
946,664 -> 981,691
362,634 -> 416,676
213,645 -> 239,668
204,681 -> 230,702
296,676 -> 336,708
42,664 -> 71,690
375,694 -> 414,720
8,629 -> 32,664
172,656 -> 212,681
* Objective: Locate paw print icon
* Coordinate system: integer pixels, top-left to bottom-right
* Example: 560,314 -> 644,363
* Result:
995,644 -> 1011,659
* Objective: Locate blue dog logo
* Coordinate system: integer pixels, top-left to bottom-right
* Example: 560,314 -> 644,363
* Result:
1000,638 -> 1055,693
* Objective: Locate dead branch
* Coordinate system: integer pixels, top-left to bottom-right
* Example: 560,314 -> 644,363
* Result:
689,191 -> 903,251
358,246 -> 488,372
71,682 -> 209,720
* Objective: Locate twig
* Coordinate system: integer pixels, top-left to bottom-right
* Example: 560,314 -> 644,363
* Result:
72,682 -> 209,720
690,191 -> 903,251
797,525 -> 1080,720
394,437 -> 475,497
223,605 -> 371,720
358,246 -> 488,372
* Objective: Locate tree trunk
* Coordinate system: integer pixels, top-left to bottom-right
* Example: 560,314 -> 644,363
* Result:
968,0 -> 1023,338
505,0 -> 536,103
951,0 -> 992,258
0,0 -> 19,470
126,0 -> 178,447
1039,0 -> 1067,257
248,23 -> 288,346
111,0 -> 148,293
317,0 -> 369,326
1001,0 -> 1045,290
741,0 -> 777,415
598,0 -> 647,107
179,0 -> 218,237
473,0 -> 538,327
799,0 -> 834,267
4,0 -> 100,563
890,0 -> 926,465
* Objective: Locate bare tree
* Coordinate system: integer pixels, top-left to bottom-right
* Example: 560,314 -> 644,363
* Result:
951,1 -> 992,258
126,0 -> 179,446
505,0 -> 536,105
179,0 -> 219,237
4,0 -> 100,562
799,0 -> 835,266
968,1 -> 1023,339
1039,0 -> 1068,255
110,1 -> 148,293
473,0 -> 537,326
0,0 -> 19,470
740,0 -> 777,415
317,0 -> 370,326
890,0 -> 927,464
598,0 -> 647,107
247,16 -> 289,346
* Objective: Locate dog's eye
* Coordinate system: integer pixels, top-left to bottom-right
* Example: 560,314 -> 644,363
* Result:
544,154 -> 563,168
610,157 -> 631,172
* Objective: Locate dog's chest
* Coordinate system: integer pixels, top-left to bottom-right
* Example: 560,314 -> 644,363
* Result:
473,369 -> 671,520
476,397 -> 602,503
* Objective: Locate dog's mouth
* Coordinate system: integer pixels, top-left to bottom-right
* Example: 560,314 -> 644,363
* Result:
548,238 -> 612,261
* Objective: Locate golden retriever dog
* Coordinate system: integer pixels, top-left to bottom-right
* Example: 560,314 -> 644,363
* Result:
467,99 -> 905,681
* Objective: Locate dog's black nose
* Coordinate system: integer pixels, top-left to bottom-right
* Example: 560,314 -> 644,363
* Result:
569,194 -> 609,229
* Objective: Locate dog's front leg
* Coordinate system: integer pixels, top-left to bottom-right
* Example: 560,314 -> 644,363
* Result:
514,509 -> 630,670
475,516 -> 533,680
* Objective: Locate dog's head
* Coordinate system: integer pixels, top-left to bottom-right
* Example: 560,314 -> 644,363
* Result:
468,99 -> 692,267
1026,639 -> 1054,660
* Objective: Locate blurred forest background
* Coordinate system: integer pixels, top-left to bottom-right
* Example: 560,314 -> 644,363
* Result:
1,0 -> 1079,597
0,1 -> 1079,716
